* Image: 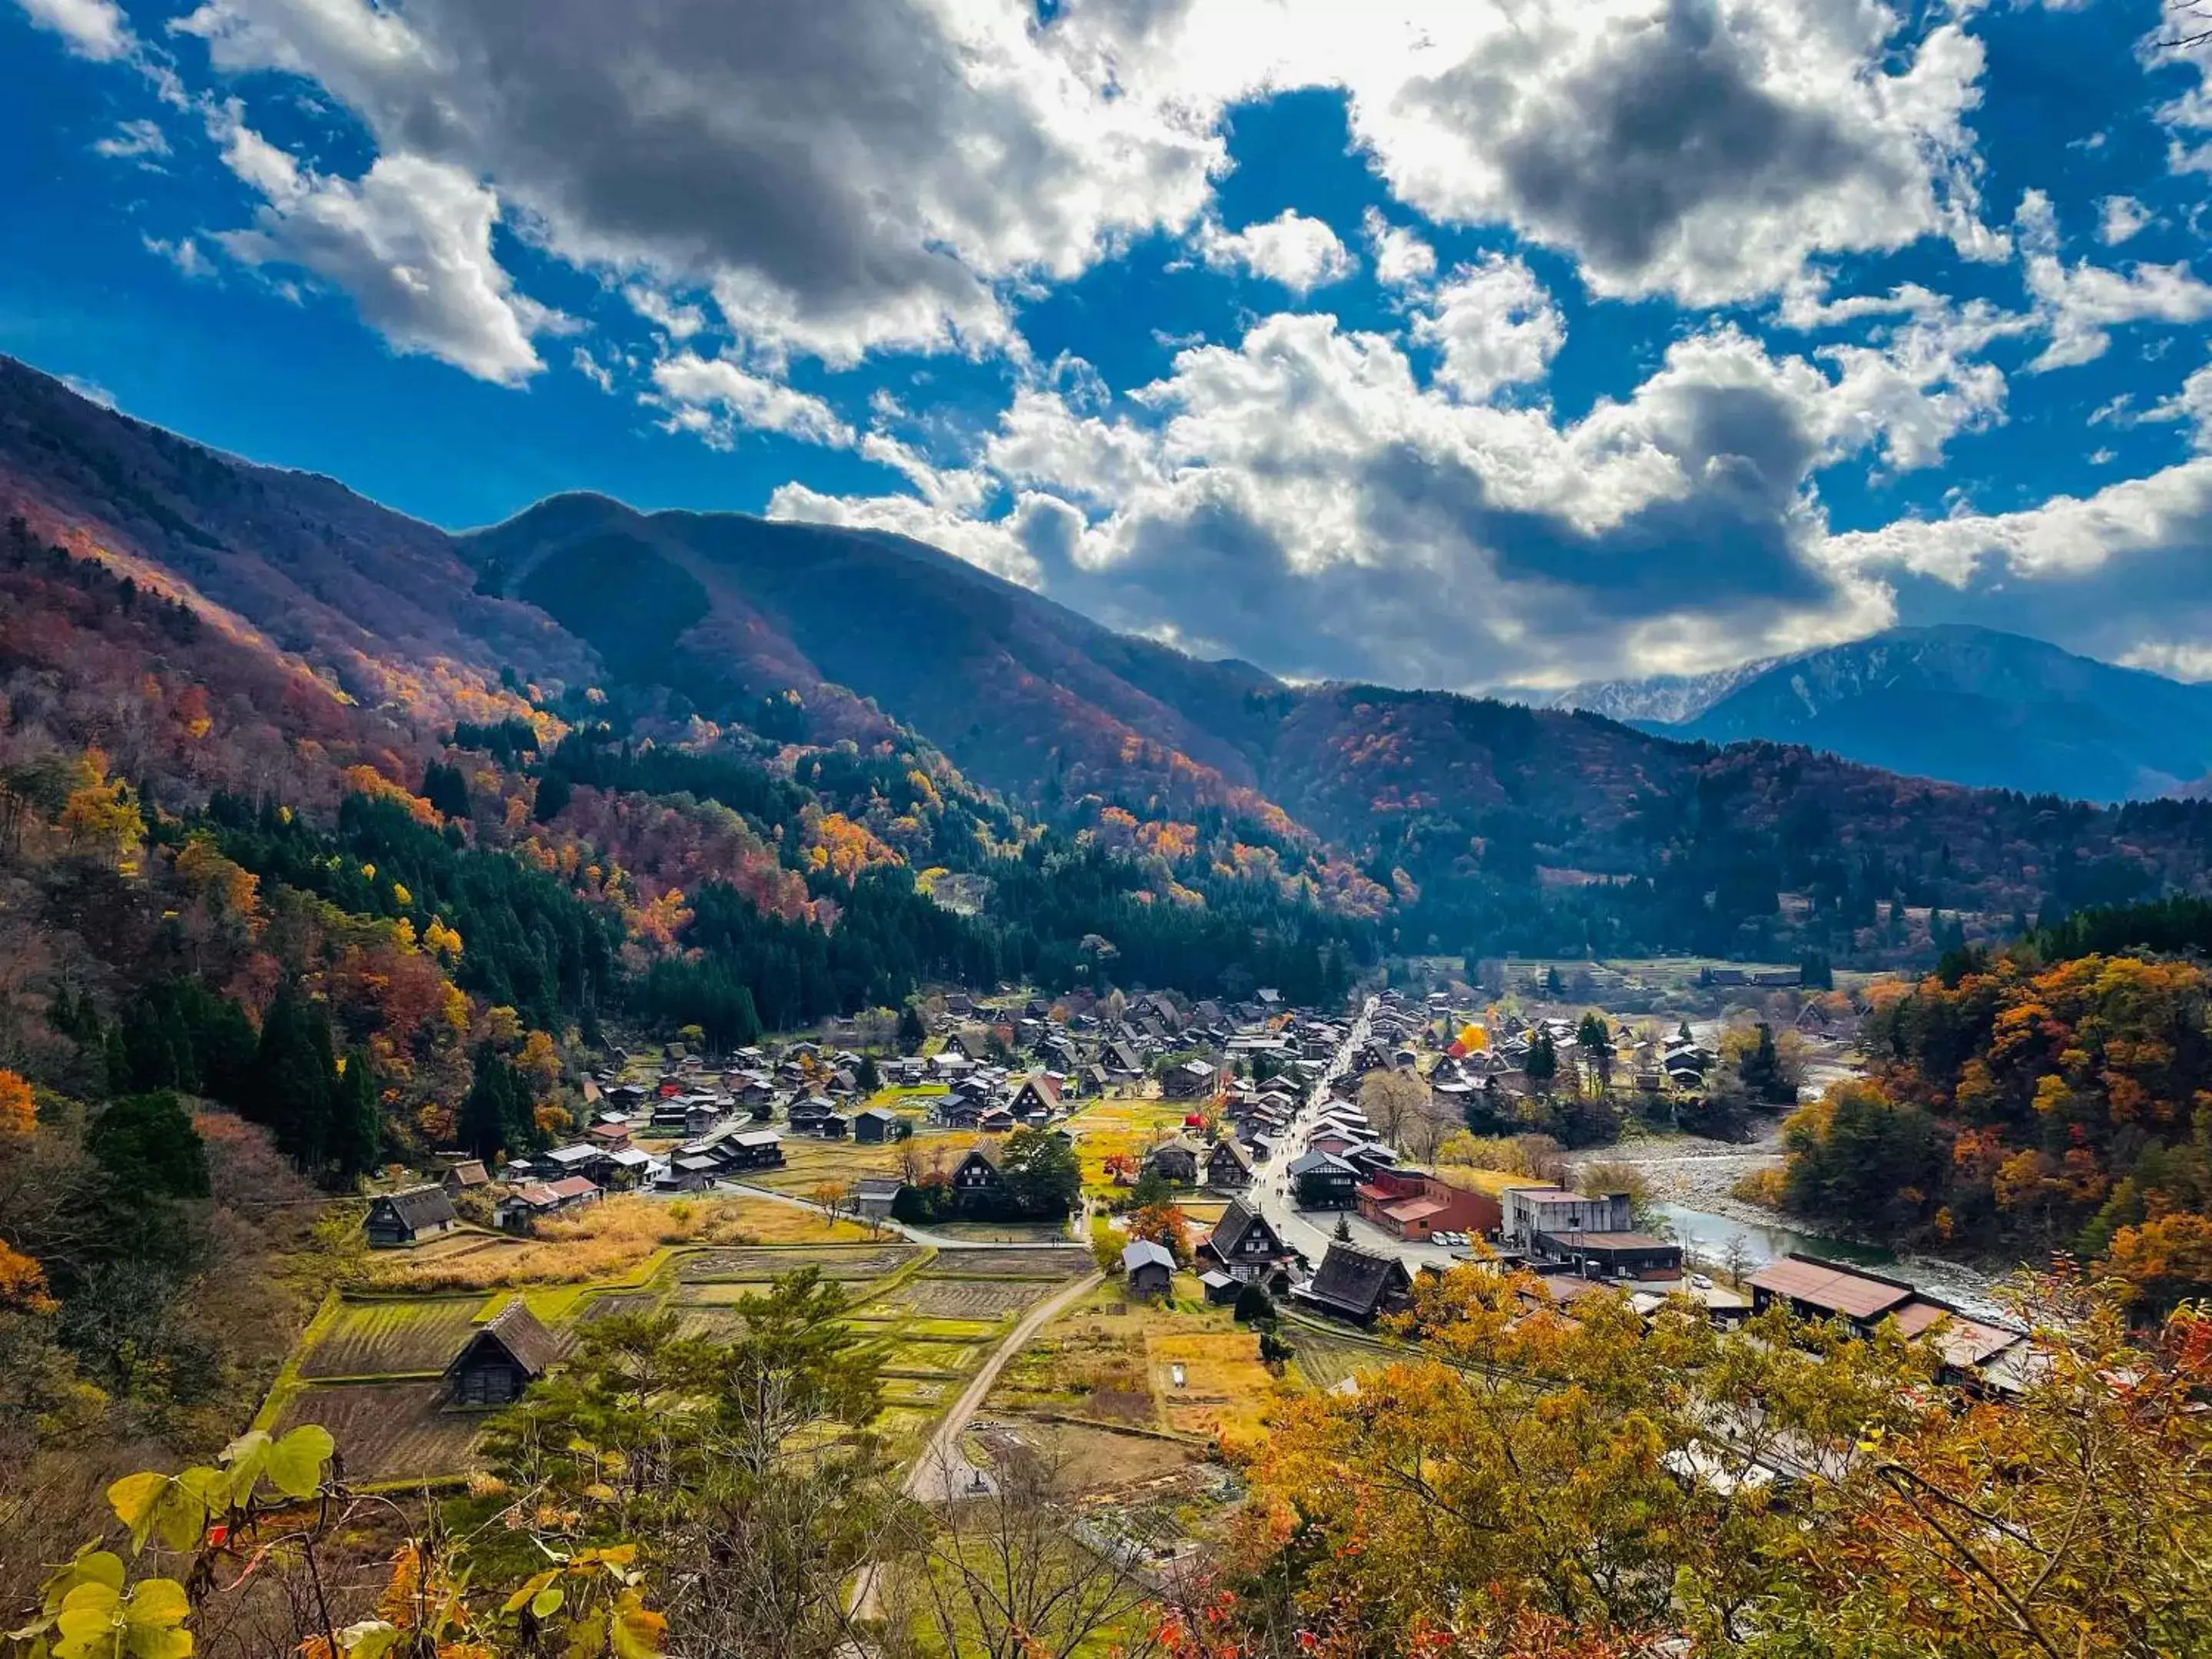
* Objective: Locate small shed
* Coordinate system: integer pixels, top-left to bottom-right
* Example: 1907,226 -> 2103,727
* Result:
854,1105 -> 903,1144
365,1184 -> 458,1249
1200,1270 -> 1240,1306
1122,1239 -> 1176,1300
447,1300 -> 561,1408
439,1160 -> 491,1197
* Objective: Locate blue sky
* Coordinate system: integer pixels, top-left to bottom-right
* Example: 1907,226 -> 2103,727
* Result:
8,0 -> 2212,693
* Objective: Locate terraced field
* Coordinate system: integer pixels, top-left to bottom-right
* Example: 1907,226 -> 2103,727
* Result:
924,1246 -> 1093,1279
298,1297 -> 489,1379
268,1228 -> 1058,1481
270,1381 -> 485,1486
882,1277 -> 1053,1319
677,1244 -> 916,1280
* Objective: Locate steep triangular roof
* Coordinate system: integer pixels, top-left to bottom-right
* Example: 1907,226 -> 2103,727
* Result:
452,1299 -> 563,1379
1303,1243 -> 1413,1320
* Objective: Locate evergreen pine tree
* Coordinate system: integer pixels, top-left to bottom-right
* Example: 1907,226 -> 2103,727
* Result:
896,1003 -> 927,1054
856,1053 -> 882,1092
1333,1211 -> 1353,1243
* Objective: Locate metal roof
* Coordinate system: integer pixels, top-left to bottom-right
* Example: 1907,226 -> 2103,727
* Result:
1750,1257 -> 1914,1321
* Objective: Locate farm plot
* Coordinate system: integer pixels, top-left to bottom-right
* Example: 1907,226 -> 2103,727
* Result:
298,1298 -> 487,1379
884,1277 -> 1051,1320
676,1244 -> 916,1281
737,1128 -> 971,1197
272,1381 -> 485,1485
673,1281 -> 777,1306
575,1291 -> 662,1325
1147,1330 -> 1288,1445
881,1339 -> 983,1379
923,1247 -> 1092,1279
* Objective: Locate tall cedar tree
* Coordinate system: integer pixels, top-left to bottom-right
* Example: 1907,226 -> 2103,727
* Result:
329,1048 -> 382,1185
248,985 -> 338,1173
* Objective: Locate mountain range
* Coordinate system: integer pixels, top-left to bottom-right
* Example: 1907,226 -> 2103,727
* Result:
5,353 -> 2211,978
1538,628 -> 2212,803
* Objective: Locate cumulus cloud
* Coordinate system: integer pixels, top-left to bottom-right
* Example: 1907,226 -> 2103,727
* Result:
175,0 -> 1234,365
15,0 -> 131,59
1410,255 -> 1565,402
2099,194 -> 2151,244
209,114 -> 563,385
1363,210 -> 1437,290
647,352 -> 856,449
1194,210 -> 1356,294
774,300 -> 2015,687
1333,0 -> 1995,306
2017,189 -> 2212,371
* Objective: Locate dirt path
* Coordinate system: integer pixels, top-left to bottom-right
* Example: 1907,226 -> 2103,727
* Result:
846,1267 -> 1104,1627
905,1267 -> 1104,1501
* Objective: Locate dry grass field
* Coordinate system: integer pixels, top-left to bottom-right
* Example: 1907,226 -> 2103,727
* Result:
738,1127 -> 975,1196
358,1194 -> 870,1293
1058,1094 -> 1198,1189
1145,1330 -> 1285,1446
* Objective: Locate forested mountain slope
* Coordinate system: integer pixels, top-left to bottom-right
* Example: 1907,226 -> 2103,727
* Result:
7,352 -> 2212,993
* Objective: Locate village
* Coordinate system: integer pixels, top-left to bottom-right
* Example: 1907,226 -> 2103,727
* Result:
295,966 -> 2033,1532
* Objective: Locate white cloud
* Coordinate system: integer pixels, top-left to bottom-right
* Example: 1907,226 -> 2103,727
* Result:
15,0 -> 131,59
1328,0 -> 1997,306
2017,188 -> 2212,371
2147,355 -> 2212,446
176,0 -> 1237,366
94,118 -> 169,160
1194,210 -> 1356,294
775,296 -> 2019,687
143,233 -> 211,277
2118,641 -> 2212,682
1410,254 -> 1565,402
1363,209 -> 1437,290
647,352 -> 856,449
161,0 -> 2008,373
2099,194 -> 2151,244
210,114 -> 561,385
624,285 -> 707,342
571,346 -> 615,393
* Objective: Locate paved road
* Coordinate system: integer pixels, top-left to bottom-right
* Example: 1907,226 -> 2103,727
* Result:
1247,996 -> 1477,1279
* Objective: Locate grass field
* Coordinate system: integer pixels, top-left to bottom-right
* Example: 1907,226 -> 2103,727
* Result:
359,1194 -> 869,1292
737,1128 -> 975,1196
1059,1097 -> 1194,1191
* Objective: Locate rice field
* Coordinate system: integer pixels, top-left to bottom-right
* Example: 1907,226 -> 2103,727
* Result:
297,1297 -> 489,1379
883,1277 -> 1052,1319
923,1246 -> 1094,1279
676,1243 -> 916,1280
270,1218 -> 1055,1481
270,1381 -> 486,1487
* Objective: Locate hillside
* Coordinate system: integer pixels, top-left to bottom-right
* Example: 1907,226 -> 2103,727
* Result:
1613,626 -> 2212,803
6,355 -> 2212,988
